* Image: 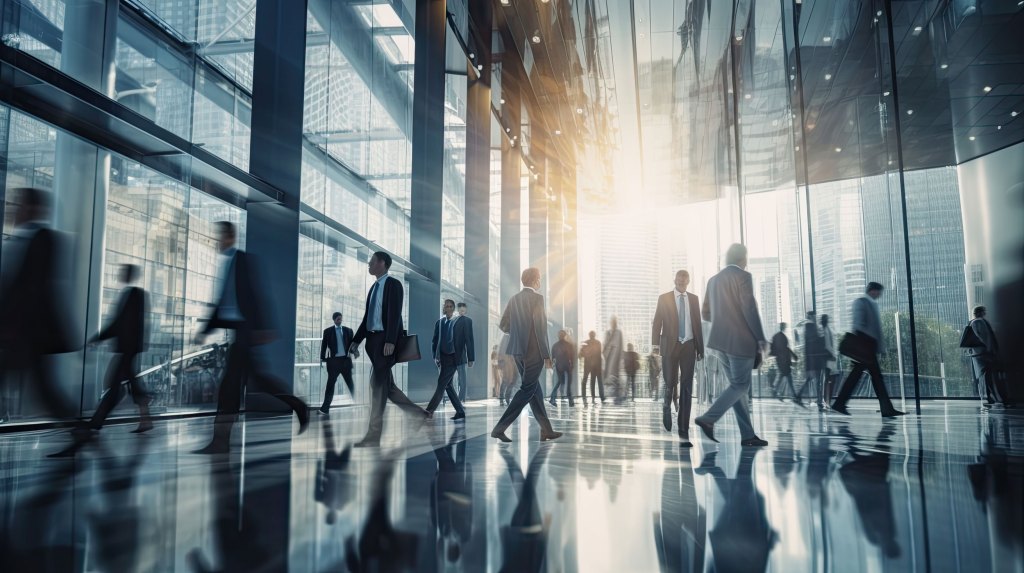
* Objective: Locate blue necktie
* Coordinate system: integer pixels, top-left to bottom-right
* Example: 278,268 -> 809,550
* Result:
369,281 -> 381,327
678,294 -> 686,342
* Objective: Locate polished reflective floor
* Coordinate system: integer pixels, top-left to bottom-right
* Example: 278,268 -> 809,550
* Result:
0,399 -> 1021,572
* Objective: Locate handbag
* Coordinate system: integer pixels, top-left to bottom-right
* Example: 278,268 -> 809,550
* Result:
394,331 -> 421,363
838,332 -> 873,364
959,323 -> 984,349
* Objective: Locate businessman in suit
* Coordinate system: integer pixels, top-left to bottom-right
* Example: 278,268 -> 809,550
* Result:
319,311 -> 357,415
652,269 -> 705,447
549,330 -> 576,407
349,251 -> 429,447
769,322 -> 800,403
192,221 -> 309,454
88,264 -> 153,433
490,268 -> 562,442
968,306 -> 1006,406
454,302 -> 475,401
426,299 -> 468,421
694,244 -> 769,447
831,282 -> 905,417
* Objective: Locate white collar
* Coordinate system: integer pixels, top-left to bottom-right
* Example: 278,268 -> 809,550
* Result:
522,286 -> 537,293
674,289 -> 687,298
220,246 -> 237,259
375,273 -> 389,285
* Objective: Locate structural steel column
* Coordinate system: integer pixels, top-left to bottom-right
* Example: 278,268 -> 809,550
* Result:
500,63 -> 522,307
248,0 -> 307,394
407,0 -> 447,400
463,0 -> 492,400
529,151 -> 549,300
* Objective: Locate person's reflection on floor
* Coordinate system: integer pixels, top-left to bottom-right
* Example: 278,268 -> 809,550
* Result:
968,416 -> 1023,569
498,445 -> 552,573
345,454 -> 420,572
773,431 -> 799,488
698,449 -> 778,573
837,426 -> 901,560
316,420 -> 352,525
653,447 -> 707,573
86,435 -> 154,572
429,426 -> 473,565
187,453 -> 278,572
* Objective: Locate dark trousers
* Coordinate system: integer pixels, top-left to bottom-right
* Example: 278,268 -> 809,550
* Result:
663,340 -> 697,436
426,353 -> 465,415
321,356 -> 354,411
493,354 -> 554,434
972,356 -> 1004,404
550,366 -> 574,405
582,363 -> 604,401
456,363 -> 468,402
626,372 -> 637,400
90,352 -> 150,428
832,357 -> 897,413
363,332 -> 424,441
211,334 -> 301,443
773,366 -> 798,398
797,367 -> 821,402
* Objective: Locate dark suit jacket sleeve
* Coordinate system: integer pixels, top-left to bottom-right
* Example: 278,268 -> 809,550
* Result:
690,294 -> 704,354
96,295 -> 124,342
535,294 -> 551,359
432,319 -> 440,357
352,298 -> 369,347
701,282 -> 712,322
384,278 -> 403,345
739,272 -> 766,342
320,327 -> 331,360
465,318 -> 475,362
499,300 -> 511,334
652,294 -> 664,347
344,326 -> 354,352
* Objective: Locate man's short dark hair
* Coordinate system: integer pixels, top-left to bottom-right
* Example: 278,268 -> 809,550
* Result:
444,298 -> 455,307
15,187 -> 52,210
589,330 -> 596,338
521,267 -> 540,285
372,250 -> 393,270
214,220 -> 236,238
676,269 -> 689,279
867,281 -> 884,293
806,310 -> 816,319
779,322 -> 787,330
973,305 -> 986,317
457,302 -> 467,309
121,264 -> 139,283
332,311 -> 342,319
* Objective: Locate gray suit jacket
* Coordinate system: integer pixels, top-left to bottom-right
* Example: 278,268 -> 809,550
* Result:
701,265 -> 765,358
969,318 -> 999,357
499,288 -> 550,360
852,295 -> 883,346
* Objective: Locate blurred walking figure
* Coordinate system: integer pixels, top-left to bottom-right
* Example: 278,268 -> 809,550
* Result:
579,331 -> 604,404
349,251 -> 430,447
769,323 -> 800,405
88,264 -> 153,433
603,317 -> 624,401
426,299 -> 468,422
647,349 -> 662,402
549,330 -> 575,407
498,333 -> 518,406
316,421 -> 352,525
319,311 -> 357,415
0,188 -> 79,435
454,302 -> 475,401
820,314 -> 837,410
694,244 -> 770,447
965,306 -> 1006,406
796,310 -> 826,408
652,269 -> 704,446
490,268 -> 562,443
831,282 -> 905,417
624,343 -> 640,402
192,221 -> 309,454
490,345 -> 502,399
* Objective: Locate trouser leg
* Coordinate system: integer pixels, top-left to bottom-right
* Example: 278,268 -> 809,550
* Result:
456,363 -> 468,402
90,353 -> 128,429
700,353 -> 755,434
211,342 -> 246,444
865,361 -> 896,413
833,362 -> 867,409
494,356 -> 550,433
677,341 -> 697,435
322,359 -> 341,410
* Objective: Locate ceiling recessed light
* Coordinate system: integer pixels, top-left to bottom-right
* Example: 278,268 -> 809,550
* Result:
576,107 -> 584,114
735,35 -> 743,42
969,136 -> 976,141
824,73 -> 832,80
998,125 -> 1002,130
744,93 -> 752,100
835,147 -> 842,153
983,86 -> 992,93
823,36 -> 832,42
500,98 -> 505,104
795,146 -> 800,151
883,91 -> 890,96
505,127 -> 511,133
531,32 -> 541,44
913,26 -> 923,33
877,10 -> 883,16
907,109 -> 914,115
500,0 -> 510,5
1012,111 -> 1019,117
940,63 -> 948,69
554,129 -> 561,135
469,52 -> 475,59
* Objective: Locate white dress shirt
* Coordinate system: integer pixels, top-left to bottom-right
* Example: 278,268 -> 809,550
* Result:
675,289 -> 693,343
334,325 -> 347,356
368,273 -> 389,331
216,247 -> 242,321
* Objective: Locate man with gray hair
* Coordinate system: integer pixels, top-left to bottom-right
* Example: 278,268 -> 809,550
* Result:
693,243 -> 769,447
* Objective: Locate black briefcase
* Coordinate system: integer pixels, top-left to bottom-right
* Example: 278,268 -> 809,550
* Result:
395,331 -> 421,363
838,332 -> 873,364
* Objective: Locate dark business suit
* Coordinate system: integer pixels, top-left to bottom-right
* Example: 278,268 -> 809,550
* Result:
549,339 -> 575,405
0,224 -> 77,420
426,315 -> 468,416
350,275 -> 426,443
320,324 -> 355,411
832,295 -> 899,414
769,331 -> 798,399
652,290 -> 704,436
798,321 -> 825,403
968,318 -> 1004,404
579,339 -> 604,402
454,315 -> 474,401
697,265 -> 765,441
202,249 -> 304,446
89,286 -> 150,428
492,288 -> 555,435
